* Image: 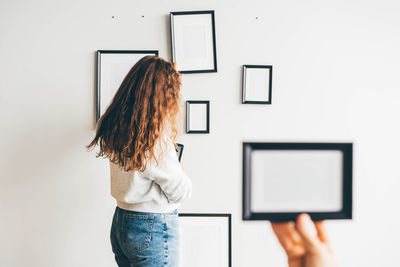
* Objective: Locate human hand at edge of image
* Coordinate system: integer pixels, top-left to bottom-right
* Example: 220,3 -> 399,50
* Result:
271,213 -> 338,267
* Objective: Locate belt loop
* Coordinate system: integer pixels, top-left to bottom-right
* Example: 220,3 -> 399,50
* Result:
116,206 -> 121,224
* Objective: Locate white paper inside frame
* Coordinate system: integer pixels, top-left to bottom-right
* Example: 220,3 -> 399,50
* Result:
173,14 -> 215,71
244,68 -> 270,102
99,53 -> 155,117
251,150 -> 343,212
188,103 -> 207,131
179,216 -> 229,267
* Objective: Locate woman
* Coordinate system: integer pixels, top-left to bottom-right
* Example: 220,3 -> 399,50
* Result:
87,56 -> 192,267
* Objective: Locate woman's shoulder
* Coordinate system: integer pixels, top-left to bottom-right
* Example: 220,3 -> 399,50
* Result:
152,137 -> 177,163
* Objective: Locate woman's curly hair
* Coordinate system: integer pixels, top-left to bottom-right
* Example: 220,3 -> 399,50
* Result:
87,56 -> 182,171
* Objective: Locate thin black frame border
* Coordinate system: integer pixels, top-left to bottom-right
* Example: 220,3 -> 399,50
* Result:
242,65 -> 273,104
186,100 -> 210,134
242,142 -> 353,222
179,213 -> 232,267
170,10 -> 218,74
96,50 -> 159,121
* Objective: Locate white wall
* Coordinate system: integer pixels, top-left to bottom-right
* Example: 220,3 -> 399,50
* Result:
1,0 -> 399,266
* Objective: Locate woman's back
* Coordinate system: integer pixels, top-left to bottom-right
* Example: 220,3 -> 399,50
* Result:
110,138 -> 191,213
88,56 -> 190,267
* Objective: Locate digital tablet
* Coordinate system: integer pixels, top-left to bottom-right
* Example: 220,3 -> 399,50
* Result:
176,143 -> 184,162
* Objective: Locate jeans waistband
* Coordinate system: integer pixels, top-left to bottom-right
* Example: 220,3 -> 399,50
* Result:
116,206 -> 178,216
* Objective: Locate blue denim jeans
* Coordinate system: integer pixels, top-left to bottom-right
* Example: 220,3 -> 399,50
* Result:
110,206 -> 180,267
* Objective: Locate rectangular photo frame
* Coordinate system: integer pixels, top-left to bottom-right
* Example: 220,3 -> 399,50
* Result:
186,100 -> 210,134
179,213 -> 232,267
243,142 -> 353,221
96,50 -> 158,121
170,10 -> 217,73
242,65 -> 272,104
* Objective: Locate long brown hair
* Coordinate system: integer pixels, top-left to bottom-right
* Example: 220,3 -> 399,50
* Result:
87,56 -> 182,171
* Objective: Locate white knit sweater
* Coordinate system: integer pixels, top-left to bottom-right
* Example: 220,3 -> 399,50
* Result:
110,140 -> 192,213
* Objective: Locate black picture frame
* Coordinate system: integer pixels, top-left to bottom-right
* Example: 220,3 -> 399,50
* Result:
186,100 -> 210,134
179,213 -> 232,267
170,10 -> 218,74
96,50 -> 159,121
242,142 -> 353,221
242,65 -> 273,104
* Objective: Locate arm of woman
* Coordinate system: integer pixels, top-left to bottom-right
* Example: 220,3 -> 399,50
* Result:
143,141 -> 192,204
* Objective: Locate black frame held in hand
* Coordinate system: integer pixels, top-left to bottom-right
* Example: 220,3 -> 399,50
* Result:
242,142 -> 353,221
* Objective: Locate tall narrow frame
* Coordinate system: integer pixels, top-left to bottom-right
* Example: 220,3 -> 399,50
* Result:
170,10 -> 218,73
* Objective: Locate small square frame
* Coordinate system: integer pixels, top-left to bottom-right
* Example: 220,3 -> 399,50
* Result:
179,213 -> 232,267
243,142 -> 353,221
242,65 -> 273,104
170,10 -> 218,74
186,100 -> 210,134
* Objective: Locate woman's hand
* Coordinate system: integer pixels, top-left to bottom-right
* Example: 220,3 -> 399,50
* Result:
271,214 -> 338,267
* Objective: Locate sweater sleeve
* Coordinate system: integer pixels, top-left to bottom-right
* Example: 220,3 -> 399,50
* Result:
143,141 -> 192,204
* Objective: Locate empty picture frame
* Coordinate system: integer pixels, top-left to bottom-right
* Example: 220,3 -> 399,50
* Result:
243,142 -> 353,221
96,50 -> 158,121
170,10 -> 217,73
242,65 -> 272,104
179,213 -> 231,267
186,101 -> 210,134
